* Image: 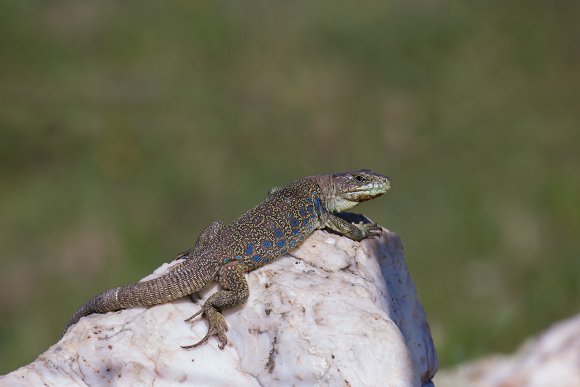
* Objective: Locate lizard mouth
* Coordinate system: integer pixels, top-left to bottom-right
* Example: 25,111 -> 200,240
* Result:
344,180 -> 391,202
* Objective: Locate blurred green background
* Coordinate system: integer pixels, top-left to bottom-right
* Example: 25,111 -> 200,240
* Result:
1,0 -> 579,374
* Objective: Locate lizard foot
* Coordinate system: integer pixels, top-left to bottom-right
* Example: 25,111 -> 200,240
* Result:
357,222 -> 383,239
188,292 -> 202,303
182,306 -> 229,350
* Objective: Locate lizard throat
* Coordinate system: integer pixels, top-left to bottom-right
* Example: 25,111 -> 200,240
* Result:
332,197 -> 360,213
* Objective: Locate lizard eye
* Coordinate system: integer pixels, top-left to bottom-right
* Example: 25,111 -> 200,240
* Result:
354,175 -> 365,182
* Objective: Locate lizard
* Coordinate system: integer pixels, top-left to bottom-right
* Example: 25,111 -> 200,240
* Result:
63,169 -> 391,349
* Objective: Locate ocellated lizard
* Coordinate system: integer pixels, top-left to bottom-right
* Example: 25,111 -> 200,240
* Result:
64,169 -> 391,349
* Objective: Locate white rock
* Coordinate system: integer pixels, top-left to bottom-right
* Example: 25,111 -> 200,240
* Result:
1,228 -> 437,387
435,314 -> 580,387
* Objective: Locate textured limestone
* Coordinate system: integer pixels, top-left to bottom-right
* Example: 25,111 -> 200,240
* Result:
1,228 -> 437,387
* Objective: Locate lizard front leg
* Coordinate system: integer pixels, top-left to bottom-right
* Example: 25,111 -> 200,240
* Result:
323,213 -> 382,241
181,262 -> 249,350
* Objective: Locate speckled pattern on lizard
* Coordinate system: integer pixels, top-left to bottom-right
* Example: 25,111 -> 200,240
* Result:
64,169 -> 391,349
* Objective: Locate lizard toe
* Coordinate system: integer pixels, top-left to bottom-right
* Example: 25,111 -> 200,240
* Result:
182,306 -> 229,350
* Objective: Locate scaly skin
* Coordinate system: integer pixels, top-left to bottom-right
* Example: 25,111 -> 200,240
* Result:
64,169 -> 391,349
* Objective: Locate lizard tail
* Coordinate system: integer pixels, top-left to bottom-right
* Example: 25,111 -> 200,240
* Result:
63,266 -> 214,336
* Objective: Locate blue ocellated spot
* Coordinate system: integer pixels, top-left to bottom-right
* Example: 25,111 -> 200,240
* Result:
289,240 -> 297,248
223,257 -> 231,264
290,217 -> 299,227
299,207 -> 307,217
277,240 -> 286,248
235,255 -> 242,260
314,197 -> 321,210
310,213 -> 316,219
307,198 -> 313,204
303,218 -> 309,225
274,229 -> 283,238
262,240 -> 272,249
307,205 -> 314,213
245,242 -> 254,255
292,229 -> 299,236
252,255 -> 262,262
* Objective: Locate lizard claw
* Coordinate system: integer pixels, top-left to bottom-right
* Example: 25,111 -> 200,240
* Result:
358,222 -> 383,239
182,306 -> 229,350
172,248 -> 193,262
184,308 -> 203,323
188,292 -> 202,303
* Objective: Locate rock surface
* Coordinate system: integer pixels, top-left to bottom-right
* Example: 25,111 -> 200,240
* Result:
1,228 -> 437,387
435,313 -> 580,387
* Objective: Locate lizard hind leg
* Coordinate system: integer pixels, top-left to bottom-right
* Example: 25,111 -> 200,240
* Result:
191,220 -> 225,256
181,262 -> 249,350
171,220 -> 225,263
170,221 -> 226,303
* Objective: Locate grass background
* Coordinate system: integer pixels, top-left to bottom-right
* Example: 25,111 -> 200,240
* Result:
1,0 -> 579,373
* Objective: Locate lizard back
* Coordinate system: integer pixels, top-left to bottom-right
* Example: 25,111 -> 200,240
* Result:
206,176 -> 326,271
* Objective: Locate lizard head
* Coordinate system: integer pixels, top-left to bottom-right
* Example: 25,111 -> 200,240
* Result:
322,169 -> 391,213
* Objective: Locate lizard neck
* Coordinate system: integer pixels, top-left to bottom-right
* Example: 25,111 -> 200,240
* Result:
316,174 -> 358,213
